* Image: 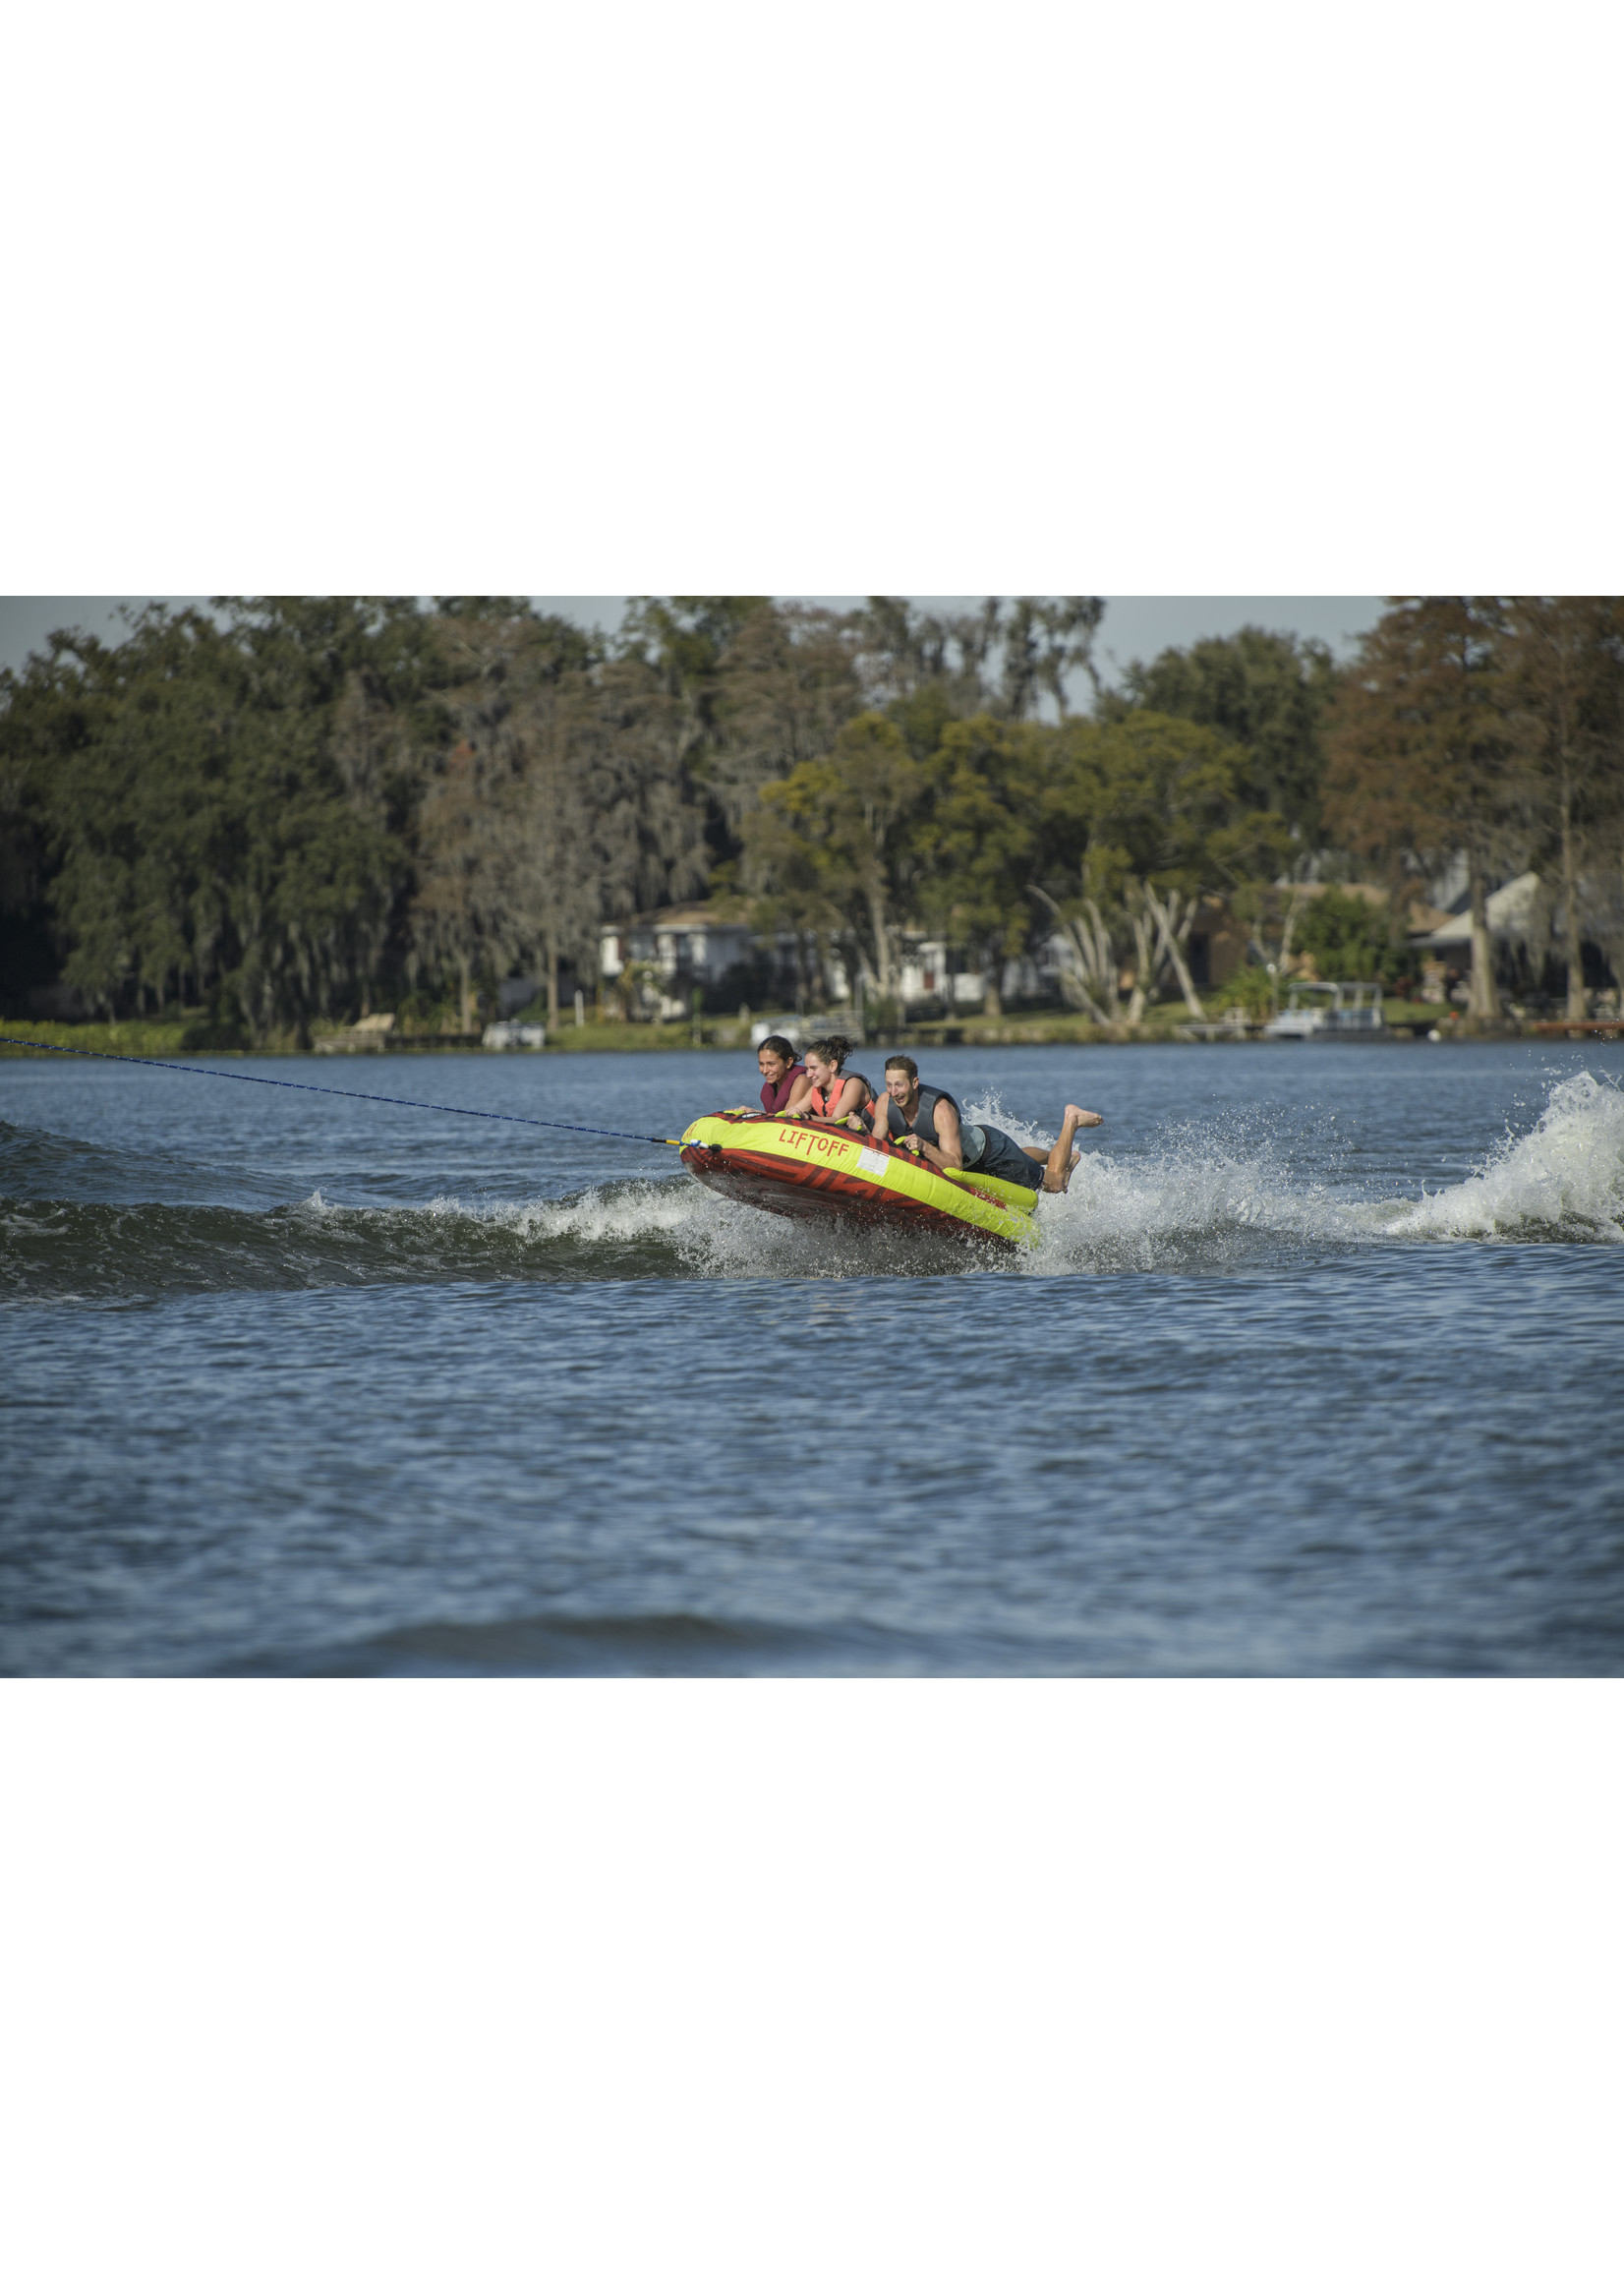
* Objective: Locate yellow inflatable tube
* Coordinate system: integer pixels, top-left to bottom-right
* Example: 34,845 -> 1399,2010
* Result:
679,1112 -> 1039,1248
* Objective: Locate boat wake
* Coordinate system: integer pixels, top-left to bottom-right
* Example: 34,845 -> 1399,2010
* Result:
1380,1071 -> 1624,1243
2,1073 -> 1620,1298
1020,1070 -> 1624,1273
0,1165 -> 975,1297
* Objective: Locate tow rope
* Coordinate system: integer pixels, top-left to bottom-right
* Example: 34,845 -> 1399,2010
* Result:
0,1036 -> 682,1147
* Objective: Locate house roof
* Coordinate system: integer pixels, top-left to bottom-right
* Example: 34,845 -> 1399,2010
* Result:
602,903 -> 752,932
1287,880 -> 1390,906
1408,871 -> 1541,947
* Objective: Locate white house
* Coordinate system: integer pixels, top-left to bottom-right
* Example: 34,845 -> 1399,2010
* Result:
601,907 -> 1008,1020
601,904 -> 758,1018
891,939 -> 987,1009
1408,872 -> 1543,956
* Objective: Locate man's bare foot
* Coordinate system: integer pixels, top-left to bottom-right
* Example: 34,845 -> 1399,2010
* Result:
1063,1104 -> 1104,1129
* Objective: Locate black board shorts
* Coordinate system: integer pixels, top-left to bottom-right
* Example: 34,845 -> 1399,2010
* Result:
966,1124 -> 1046,1191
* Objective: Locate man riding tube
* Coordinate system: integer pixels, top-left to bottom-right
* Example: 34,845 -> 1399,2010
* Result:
866,1054 -> 1101,1194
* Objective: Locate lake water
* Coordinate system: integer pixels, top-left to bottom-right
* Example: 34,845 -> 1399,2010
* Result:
3,1039 -> 1622,1675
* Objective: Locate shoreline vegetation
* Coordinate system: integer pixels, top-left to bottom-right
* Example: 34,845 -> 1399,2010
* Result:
6,999 -> 1614,1065
5,597 -> 1622,1051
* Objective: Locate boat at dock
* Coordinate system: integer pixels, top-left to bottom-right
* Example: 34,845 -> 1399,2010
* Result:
1264,980 -> 1387,1039
679,1111 -> 1040,1247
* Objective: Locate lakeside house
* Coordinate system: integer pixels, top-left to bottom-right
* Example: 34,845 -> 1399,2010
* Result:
601,905 -> 759,1020
599,907 -> 992,1020
892,939 -> 989,1010
600,891 -> 1257,1021
1407,872 -> 1556,1002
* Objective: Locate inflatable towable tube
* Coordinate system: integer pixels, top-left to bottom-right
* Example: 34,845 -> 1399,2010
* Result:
679,1111 -> 1040,1247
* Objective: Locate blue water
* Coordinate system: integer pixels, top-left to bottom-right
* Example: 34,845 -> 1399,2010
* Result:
3,1040 -> 1622,1674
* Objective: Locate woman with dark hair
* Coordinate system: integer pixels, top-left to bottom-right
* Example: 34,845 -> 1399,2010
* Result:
757,1035 -> 810,1116
781,1035 -> 876,1127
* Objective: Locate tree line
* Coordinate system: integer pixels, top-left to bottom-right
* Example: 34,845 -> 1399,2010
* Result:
1324,599 -> 1624,1019
2,595 -> 1621,1038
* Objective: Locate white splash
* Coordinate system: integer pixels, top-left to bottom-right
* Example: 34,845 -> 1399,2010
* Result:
495,1180 -> 704,1247
314,1175 -> 923,1279
997,1070 -> 1623,1274
1020,1123 -> 1359,1275
1384,1071 -> 1624,1244
959,1088 -> 1059,1155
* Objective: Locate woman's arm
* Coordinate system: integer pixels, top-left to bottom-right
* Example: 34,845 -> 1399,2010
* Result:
776,1074 -> 818,1117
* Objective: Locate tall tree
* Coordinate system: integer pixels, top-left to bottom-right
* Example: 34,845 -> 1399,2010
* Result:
419,605 -> 712,1020
1104,625 -> 1340,844
703,603 -> 866,837
0,624 -> 128,1010
1035,713 -> 1285,1024
1324,599 -> 1511,1020
999,598 -> 1105,720
13,605 -> 407,1036
616,597 -> 771,772
410,739 -> 506,1031
857,597 -> 1104,723
745,712 -> 924,1001
1497,597 -> 1624,1019
912,715 -> 1049,1011
423,608 -> 609,1020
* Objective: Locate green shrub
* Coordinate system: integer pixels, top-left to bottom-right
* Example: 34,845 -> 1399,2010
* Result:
1294,890 -> 1403,982
1214,963 -> 1276,1016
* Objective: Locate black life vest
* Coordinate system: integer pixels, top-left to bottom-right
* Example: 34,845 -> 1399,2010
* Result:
874,1083 -> 959,1148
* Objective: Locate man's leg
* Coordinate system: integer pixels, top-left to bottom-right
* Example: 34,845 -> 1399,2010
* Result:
1022,1104 -> 1102,1194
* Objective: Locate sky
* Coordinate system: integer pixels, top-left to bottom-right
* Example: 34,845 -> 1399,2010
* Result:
0,596 -> 1384,693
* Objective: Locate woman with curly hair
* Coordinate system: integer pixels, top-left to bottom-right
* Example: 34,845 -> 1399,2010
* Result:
779,1034 -> 876,1127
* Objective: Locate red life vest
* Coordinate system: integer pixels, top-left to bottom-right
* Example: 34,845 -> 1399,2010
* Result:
805,1074 -> 867,1122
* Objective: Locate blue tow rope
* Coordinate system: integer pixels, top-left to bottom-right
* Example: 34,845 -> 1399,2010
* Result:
0,1036 -> 682,1147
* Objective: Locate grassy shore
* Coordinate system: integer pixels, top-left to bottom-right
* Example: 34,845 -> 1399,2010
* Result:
2,1008 -> 1198,1057
0,1000 -> 1551,1060
551,1003 -> 1206,1049
1,1018 -> 210,1059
